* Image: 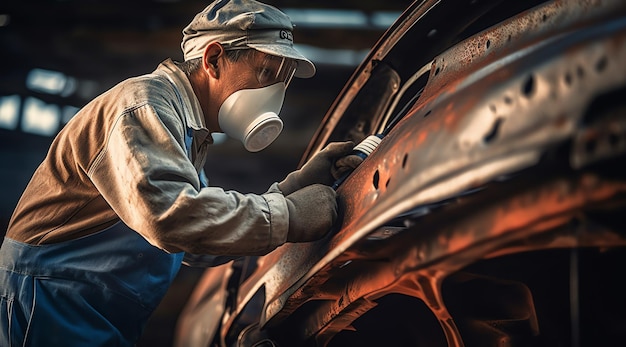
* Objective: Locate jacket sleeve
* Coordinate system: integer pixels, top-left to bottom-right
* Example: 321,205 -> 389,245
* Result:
87,101 -> 289,256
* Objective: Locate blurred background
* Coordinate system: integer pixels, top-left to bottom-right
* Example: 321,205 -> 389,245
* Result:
0,0 -> 411,345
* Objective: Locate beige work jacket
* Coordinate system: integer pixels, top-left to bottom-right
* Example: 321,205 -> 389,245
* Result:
6,59 -> 289,256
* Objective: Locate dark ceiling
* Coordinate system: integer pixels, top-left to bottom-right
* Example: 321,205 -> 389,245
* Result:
1,0 -> 412,86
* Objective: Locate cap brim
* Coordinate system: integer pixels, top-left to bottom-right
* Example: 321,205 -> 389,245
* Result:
248,43 -> 316,78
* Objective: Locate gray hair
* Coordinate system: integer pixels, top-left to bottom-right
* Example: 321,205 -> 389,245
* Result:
177,48 -> 255,76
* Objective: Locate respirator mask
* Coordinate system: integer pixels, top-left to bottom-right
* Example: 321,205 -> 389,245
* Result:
218,54 -> 297,152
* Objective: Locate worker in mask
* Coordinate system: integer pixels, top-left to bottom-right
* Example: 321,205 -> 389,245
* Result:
0,0 -> 363,346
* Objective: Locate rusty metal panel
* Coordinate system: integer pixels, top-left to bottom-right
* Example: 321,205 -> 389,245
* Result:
179,1 -> 626,346
246,0 -> 626,332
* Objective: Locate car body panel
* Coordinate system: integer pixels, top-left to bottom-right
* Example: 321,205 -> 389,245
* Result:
175,0 -> 626,346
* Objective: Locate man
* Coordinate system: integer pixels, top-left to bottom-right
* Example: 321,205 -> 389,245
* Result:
0,1 -> 362,346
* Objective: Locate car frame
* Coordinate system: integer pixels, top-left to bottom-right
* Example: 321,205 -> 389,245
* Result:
175,0 -> 626,346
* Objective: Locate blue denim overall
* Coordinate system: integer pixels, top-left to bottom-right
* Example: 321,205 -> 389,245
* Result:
0,127 -> 203,346
0,223 -> 183,346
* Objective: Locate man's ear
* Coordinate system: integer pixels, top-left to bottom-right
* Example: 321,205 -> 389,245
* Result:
203,42 -> 224,79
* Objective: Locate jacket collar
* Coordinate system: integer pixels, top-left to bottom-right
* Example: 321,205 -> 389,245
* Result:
155,59 -> 212,144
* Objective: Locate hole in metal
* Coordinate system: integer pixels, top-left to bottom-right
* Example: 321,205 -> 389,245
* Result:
483,118 -> 504,144
565,72 -> 573,86
373,170 -> 380,189
522,75 -> 535,98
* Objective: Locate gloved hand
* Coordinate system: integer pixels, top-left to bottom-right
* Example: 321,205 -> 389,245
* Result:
285,184 -> 338,242
331,154 -> 365,181
278,141 -> 355,196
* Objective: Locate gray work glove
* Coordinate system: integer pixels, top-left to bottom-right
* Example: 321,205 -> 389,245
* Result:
285,184 -> 338,243
278,141 -> 355,196
331,154 -> 365,181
